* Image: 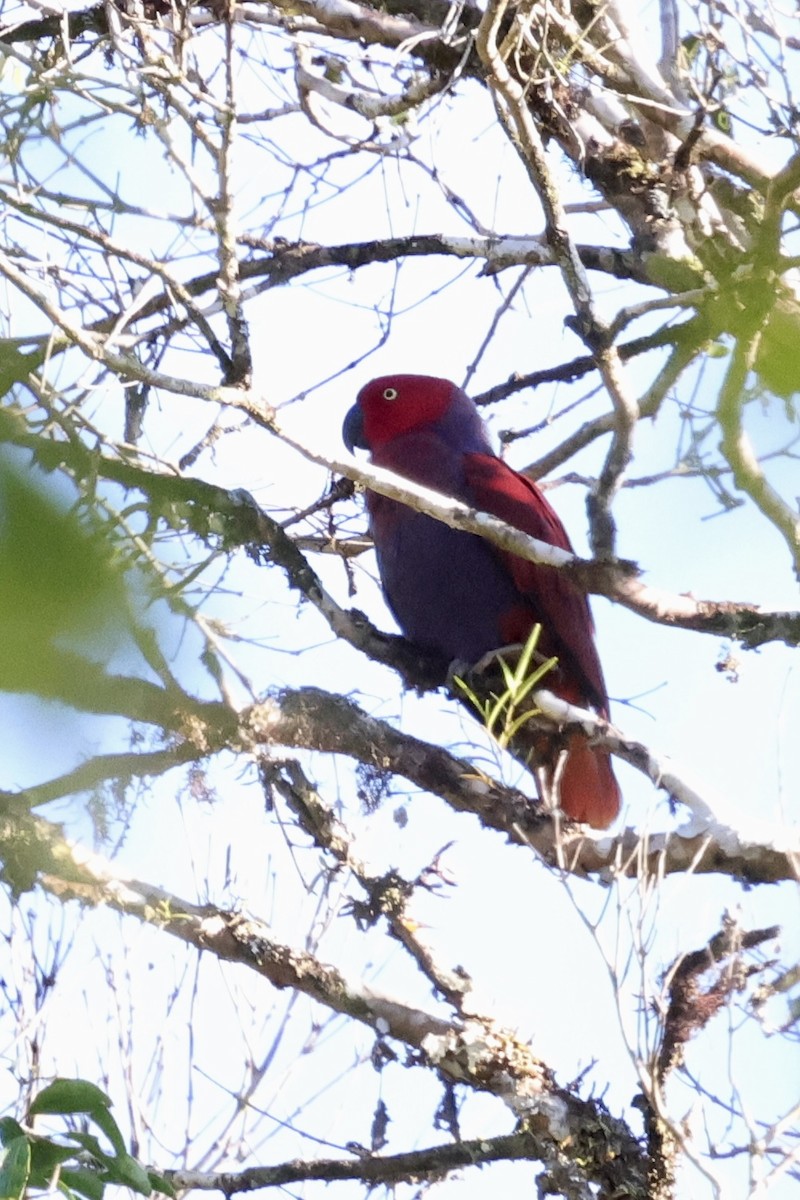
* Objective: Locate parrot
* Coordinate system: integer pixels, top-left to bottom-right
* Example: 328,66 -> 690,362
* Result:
342,373 -> 621,829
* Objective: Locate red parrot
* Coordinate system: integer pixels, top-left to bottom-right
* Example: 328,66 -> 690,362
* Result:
342,374 -> 620,829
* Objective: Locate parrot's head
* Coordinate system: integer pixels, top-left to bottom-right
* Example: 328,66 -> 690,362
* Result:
343,375 -> 461,454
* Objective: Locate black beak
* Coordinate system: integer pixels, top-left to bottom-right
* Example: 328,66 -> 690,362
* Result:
342,403 -> 369,453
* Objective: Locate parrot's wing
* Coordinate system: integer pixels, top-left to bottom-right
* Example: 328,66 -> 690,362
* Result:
464,452 -> 608,715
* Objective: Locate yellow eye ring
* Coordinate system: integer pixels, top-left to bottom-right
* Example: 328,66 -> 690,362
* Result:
382,387 -> 398,401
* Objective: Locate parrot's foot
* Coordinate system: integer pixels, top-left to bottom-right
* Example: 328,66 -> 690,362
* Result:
445,658 -> 477,693
471,643 -> 525,676
445,645 -> 525,698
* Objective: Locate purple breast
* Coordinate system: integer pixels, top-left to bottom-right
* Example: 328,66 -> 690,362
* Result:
367,426 -> 525,663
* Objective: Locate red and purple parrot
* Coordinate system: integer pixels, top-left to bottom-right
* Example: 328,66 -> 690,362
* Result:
342,374 -> 620,829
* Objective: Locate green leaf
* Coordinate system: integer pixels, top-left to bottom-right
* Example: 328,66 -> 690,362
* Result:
0,342 -> 42,398
0,1135 -> 31,1200
451,675 -> 477,706
0,462 -> 128,700
64,1132 -> 114,1168
59,1167 -> 106,1200
64,1133 -> 152,1196
504,707 -> 541,742
509,655 -> 557,709
27,1135 -> 79,1185
0,1122 -> 24,1149
105,1153 -> 151,1195
86,1107 -> 126,1158
147,1170 -> 175,1197
29,1079 -> 113,1119
511,623 -> 542,688
680,33 -> 700,64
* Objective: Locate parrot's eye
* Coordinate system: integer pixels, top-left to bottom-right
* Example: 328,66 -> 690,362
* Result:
382,387 -> 398,401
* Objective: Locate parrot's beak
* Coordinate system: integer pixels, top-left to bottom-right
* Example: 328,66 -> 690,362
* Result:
342,403 -> 368,453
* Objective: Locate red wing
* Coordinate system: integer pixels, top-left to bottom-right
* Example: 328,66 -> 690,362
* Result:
464,452 -> 609,714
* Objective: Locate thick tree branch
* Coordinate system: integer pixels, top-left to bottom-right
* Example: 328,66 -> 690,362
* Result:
258,417 -> 800,648
0,228 -> 651,364
246,687 -> 800,885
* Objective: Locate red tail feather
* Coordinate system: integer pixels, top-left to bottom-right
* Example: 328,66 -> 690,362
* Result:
557,732 -> 620,829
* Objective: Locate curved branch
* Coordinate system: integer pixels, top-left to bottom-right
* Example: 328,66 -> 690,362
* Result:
246,687 -> 800,885
717,333 -> 800,578
0,643 -> 231,736
91,235 -> 650,341
7,747 -> 202,809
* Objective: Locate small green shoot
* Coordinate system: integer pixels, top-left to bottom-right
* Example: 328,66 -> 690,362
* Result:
453,624 -> 558,750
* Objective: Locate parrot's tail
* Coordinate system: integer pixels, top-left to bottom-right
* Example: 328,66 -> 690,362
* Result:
556,732 -> 620,829
531,678 -> 621,828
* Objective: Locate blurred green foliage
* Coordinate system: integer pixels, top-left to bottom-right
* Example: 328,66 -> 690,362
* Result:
0,1077 -> 173,1200
0,456 -> 127,693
